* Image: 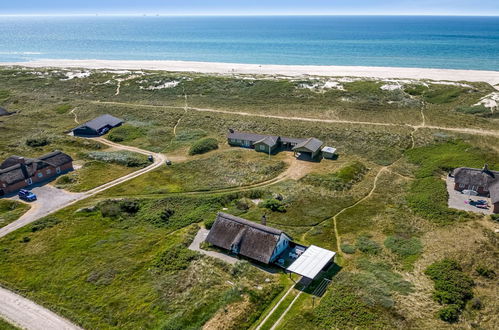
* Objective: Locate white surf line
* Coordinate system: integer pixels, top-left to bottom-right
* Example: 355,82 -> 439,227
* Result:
0,286 -> 82,330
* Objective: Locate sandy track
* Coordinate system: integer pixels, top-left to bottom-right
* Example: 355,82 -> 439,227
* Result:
92,101 -> 499,138
0,138 -> 166,329
0,287 -> 82,330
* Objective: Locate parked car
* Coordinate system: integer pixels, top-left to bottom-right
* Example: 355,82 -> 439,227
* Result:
148,155 -> 154,162
18,189 -> 37,202
165,159 -> 172,166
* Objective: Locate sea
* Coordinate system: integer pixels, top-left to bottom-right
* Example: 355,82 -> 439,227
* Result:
0,16 -> 498,70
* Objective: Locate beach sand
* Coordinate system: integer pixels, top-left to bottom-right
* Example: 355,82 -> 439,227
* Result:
2,59 -> 499,86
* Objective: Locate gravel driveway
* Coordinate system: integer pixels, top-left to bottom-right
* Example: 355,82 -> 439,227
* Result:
188,228 -> 238,264
446,178 -> 493,215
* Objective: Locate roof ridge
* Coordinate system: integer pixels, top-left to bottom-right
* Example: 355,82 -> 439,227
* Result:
218,212 -> 282,235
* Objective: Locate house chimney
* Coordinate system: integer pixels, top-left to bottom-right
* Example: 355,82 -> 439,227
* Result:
261,214 -> 267,226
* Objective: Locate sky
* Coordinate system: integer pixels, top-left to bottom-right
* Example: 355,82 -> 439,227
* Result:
1,0 -> 499,16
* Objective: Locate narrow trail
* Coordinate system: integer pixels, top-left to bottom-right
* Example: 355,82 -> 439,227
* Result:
270,291 -> 302,330
172,88 -> 188,137
70,107 -> 79,124
255,285 -> 296,330
91,101 -> 499,138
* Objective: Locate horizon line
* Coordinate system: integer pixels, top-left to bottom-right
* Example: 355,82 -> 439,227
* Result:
1,13 -> 499,17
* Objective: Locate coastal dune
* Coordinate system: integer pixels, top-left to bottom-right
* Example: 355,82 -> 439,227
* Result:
3,59 -> 499,86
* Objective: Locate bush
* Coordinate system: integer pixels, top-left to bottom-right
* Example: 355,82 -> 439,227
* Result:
300,161 -> 368,191
99,201 -> 122,218
86,151 -> 149,167
31,217 -> 62,232
26,136 -> 50,147
425,259 -> 474,320
455,105 -> 490,116
53,104 -> 72,114
235,198 -> 253,211
469,297 -> 483,310
119,199 -> 140,214
204,217 -> 216,229
384,236 -> 422,258
438,305 -> 460,323
188,137 -> 219,155
475,266 -> 495,279
107,125 -> 144,142
491,214 -> 499,222
340,244 -> 356,254
56,175 -> 76,185
262,198 -> 286,213
152,246 -> 199,272
356,236 -> 381,255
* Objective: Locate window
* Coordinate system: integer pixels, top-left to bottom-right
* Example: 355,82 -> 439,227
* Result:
259,145 -> 266,151
459,183 -> 465,188
56,167 -> 61,174
27,178 -> 32,185
46,169 -> 52,175
37,172 -> 43,178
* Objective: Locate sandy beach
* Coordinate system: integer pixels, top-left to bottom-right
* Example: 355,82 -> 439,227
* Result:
2,59 -> 499,86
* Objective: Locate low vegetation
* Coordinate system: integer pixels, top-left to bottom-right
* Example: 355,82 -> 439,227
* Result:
85,151 -> 149,167
188,137 -> 219,155
425,259 -> 474,323
300,161 -> 368,191
107,124 -> 145,143
0,200 -> 30,228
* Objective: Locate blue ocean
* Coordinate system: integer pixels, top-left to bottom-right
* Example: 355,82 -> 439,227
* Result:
0,16 -> 498,70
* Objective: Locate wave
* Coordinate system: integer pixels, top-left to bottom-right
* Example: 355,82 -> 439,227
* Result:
0,51 -> 43,55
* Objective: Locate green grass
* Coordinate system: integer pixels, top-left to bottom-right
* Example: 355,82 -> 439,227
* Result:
0,200 -> 30,228
0,195 -> 279,329
188,137 -> 219,155
258,290 -> 298,330
300,161 -> 368,191
107,124 -> 145,143
384,235 -> 423,270
53,104 -> 73,114
55,161 -> 138,192
104,150 -> 287,195
0,318 -> 18,330
424,85 -> 467,104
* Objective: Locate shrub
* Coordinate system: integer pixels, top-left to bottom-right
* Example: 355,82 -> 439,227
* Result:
53,104 -> 72,114
340,244 -> 356,254
119,199 -> 140,214
384,236 -> 422,258
475,266 -> 495,279
152,246 -> 199,272
438,305 -> 460,323
300,161 -> 368,191
56,175 -> 76,185
20,236 -> 31,243
107,125 -> 144,142
469,297 -> 483,310
356,236 -> 381,255
86,151 -> 149,167
31,217 -> 62,232
425,259 -> 474,320
99,201 -> 122,218
262,198 -> 286,213
235,198 -> 253,211
424,86 -> 464,104
204,217 -> 216,229
26,136 -> 50,147
188,137 -> 219,155
491,214 -> 499,222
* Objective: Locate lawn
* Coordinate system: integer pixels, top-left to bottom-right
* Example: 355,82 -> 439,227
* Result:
0,200 -> 30,228
0,319 -> 17,330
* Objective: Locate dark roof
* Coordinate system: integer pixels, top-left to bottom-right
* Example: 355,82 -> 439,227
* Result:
281,137 -> 307,144
205,212 -> 286,264
38,150 -> 73,167
75,114 -> 123,132
0,156 -> 26,169
0,151 -> 72,185
0,107 -> 12,116
453,166 -> 499,188
254,136 -> 280,148
293,137 -> 324,153
227,130 -> 268,142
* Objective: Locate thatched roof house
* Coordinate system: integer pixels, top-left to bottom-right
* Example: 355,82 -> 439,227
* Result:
205,212 -> 292,264
452,164 -> 499,213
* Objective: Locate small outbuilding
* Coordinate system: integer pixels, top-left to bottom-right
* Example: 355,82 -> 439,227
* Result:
293,138 -> 324,159
72,114 -> 123,136
321,146 -> 337,159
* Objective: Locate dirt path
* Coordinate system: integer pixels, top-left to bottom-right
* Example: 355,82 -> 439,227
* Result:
255,285 -> 296,330
0,287 -> 82,330
270,291 -> 302,330
91,101 -> 499,138
69,107 -> 79,124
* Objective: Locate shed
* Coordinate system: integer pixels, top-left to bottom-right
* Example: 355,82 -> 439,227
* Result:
205,212 -> 292,264
73,114 -> 123,136
286,245 -> 336,279
293,138 -> 324,159
321,146 -> 337,159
